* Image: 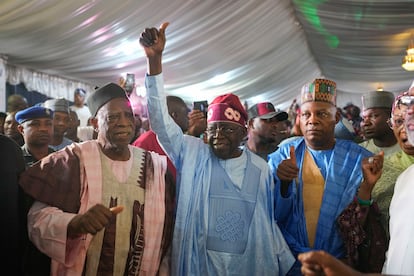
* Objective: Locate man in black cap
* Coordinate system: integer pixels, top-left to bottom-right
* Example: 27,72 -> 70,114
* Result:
19,83 -> 175,275
15,105 -> 55,275
246,102 -> 289,159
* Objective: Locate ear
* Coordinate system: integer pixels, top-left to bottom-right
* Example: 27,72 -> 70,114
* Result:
247,119 -> 254,129
335,108 -> 341,124
17,124 -> 24,135
170,111 -> 177,120
90,117 -> 98,130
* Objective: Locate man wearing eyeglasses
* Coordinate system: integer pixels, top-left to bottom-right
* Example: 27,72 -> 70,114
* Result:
140,22 -> 295,275
268,79 -> 384,274
382,83 -> 414,275
370,92 -> 414,240
360,91 -> 400,156
246,102 -> 290,160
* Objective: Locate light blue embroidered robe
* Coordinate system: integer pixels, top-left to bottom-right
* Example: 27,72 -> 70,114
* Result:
146,73 -> 295,276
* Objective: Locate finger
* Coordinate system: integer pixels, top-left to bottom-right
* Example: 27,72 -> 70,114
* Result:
301,265 -> 322,276
159,22 -> 170,34
289,145 -> 296,165
139,36 -> 154,47
81,216 -> 106,234
378,150 -> 384,163
110,205 -> 124,215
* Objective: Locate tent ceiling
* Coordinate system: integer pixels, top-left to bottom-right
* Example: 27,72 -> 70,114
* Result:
1,0 -> 414,110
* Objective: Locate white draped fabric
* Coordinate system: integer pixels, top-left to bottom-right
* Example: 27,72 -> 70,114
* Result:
6,63 -> 94,102
1,0 -> 414,111
0,57 -> 6,110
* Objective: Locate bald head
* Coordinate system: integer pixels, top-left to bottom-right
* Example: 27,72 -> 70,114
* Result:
7,94 -> 28,113
167,95 -> 189,132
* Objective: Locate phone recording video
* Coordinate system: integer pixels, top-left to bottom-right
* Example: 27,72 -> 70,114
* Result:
125,73 -> 135,94
193,100 -> 208,118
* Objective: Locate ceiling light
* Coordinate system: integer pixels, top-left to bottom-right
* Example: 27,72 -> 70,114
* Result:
402,38 -> 414,71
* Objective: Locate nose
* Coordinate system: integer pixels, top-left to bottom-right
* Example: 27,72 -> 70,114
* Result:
306,113 -> 319,125
407,105 -> 414,115
212,128 -> 221,137
117,112 -> 134,126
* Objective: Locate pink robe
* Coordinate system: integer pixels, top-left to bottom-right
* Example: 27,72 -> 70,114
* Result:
19,141 -> 175,275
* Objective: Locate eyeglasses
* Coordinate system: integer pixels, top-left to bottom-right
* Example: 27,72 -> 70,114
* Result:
388,117 -> 405,130
206,125 -> 239,135
396,95 -> 414,107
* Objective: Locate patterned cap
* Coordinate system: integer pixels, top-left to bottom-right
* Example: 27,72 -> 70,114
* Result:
301,79 -> 337,106
15,106 -> 54,124
207,93 -> 247,127
361,91 -> 395,110
248,102 -> 288,121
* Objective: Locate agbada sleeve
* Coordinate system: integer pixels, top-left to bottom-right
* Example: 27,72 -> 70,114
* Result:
19,145 -> 82,213
27,201 -> 84,265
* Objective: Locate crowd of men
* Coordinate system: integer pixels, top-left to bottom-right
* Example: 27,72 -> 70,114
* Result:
2,22 -> 414,276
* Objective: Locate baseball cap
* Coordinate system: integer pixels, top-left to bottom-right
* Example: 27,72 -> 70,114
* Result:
248,102 -> 288,121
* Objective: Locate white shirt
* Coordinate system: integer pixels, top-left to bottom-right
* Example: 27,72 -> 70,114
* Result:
70,105 -> 91,127
382,164 -> 414,274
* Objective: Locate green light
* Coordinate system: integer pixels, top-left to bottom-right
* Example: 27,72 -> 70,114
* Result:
294,0 -> 339,49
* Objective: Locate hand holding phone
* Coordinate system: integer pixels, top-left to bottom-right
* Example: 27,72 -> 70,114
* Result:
125,73 -> 135,94
193,100 -> 208,117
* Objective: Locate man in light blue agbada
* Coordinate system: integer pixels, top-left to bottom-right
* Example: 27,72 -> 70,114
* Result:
140,22 -> 295,275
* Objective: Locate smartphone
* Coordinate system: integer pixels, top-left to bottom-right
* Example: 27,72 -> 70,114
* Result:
193,100 -> 208,117
125,73 -> 135,94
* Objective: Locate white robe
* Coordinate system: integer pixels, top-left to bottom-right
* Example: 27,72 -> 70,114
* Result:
383,163 -> 414,274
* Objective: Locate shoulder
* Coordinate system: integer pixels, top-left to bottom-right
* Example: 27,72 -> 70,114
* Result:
336,139 -> 372,155
248,149 -> 268,166
135,130 -> 156,142
0,135 -> 25,173
278,135 -> 303,148
132,130 -> 158,148
269,137 -> 304,157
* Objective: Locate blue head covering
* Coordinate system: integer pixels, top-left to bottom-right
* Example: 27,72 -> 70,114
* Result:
15,106 -> 54,124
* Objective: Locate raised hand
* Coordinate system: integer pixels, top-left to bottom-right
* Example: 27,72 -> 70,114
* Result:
139,22 -> 169,58
140,22 -> 169,76
358,151 -> 384,199
187,109 -> 207,137
277,145 -> 299,182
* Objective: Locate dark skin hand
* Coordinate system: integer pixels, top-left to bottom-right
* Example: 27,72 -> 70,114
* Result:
188,109 -> 207,137
67,204 -> 123,238
299,251 -> 363,276
139,22 -> 169,76
277,146 -> 299,196
358,151 -> 384,200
